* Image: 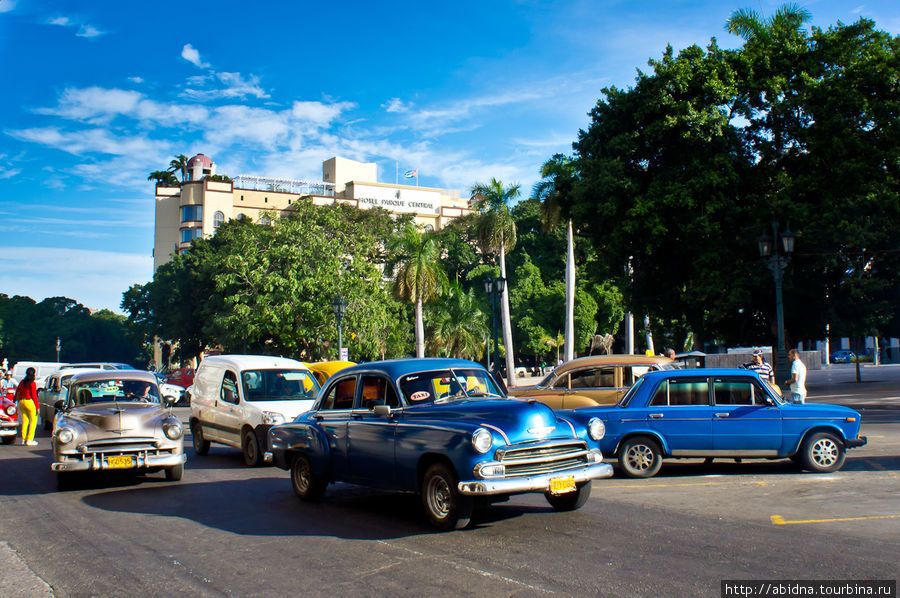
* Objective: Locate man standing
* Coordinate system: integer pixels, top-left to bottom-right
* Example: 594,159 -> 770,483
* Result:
741,349 -> 774,383
785,349 -> 807,404
0,371 -> 17,396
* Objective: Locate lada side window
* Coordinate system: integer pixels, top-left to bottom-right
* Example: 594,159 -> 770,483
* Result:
713,378 -> 758,406
358,375 -> 400,409
649,381 -> 669,406
221,371 -> 239,404
667,378 -> 709,406
321,377 -> 356,410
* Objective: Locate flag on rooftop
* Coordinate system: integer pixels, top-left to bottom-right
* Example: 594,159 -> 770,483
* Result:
404,169 -> 418,178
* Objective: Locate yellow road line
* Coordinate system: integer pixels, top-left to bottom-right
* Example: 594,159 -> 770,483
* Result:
771,514 -> 900,525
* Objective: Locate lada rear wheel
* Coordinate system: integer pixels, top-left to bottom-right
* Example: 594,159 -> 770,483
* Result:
801,432 -> 845,473
291,454 -> 326,501
165,464 -> 183,481
545,481 -> 592,511
619,436 -> 663,478
242,429 -> 262,467
421,463 -> 473,530
191,422 -> 210,456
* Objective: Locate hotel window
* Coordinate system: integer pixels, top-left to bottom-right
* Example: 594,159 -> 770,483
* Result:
181,205 -> 202,222
214,211 -> 225,228
181,228 -> 202,243
259,214 -> 272,226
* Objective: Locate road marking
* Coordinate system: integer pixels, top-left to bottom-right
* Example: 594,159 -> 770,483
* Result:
603,480 -> 768,489
771,514 -> 900,525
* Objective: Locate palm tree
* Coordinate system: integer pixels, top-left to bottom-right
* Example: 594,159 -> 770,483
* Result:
148,170 -> 178,186
388,225 -> 448,358
426,283 -> 488,360
471,178 -> 519,386
725,4 -> 811,43
168,154 -> 190,183
534,154 -> 577,363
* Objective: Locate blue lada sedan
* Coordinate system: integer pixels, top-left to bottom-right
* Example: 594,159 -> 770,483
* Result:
578,368 -> 866,478
268,358 -> 613,530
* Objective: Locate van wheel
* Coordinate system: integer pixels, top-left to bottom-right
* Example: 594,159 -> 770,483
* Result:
421,463 -> 473,530
191,421 -> 210,456
291,454 -> 326,501
242,429 -> 262,467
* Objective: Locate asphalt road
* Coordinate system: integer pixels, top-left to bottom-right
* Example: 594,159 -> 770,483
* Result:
1,364 -> 897,597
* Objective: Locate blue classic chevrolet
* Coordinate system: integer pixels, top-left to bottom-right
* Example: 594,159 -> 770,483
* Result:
577,368 -> 867,478
268,358 -> 613,529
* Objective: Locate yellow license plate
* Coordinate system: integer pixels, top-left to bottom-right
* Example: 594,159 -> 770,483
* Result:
549,475 -> 576,495
107,455 -> 134,469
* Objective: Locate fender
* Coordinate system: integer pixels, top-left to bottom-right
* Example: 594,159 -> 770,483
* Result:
788,424 -> 848,455
269,422 -> 331,478
614,429 -> 670,456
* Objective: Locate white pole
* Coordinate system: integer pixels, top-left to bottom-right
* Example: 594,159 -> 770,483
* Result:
625,313 -> 634,355
563,219 -> 575,362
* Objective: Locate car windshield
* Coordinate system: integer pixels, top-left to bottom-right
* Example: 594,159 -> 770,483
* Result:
241,369 -> 319,401
69,378 -> 161,406
536,369 -> 556,388
616,376 -> 645,407
761,379 -> 786,404
399,368 -> 505,404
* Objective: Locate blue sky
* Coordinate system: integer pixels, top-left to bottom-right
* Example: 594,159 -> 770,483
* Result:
1,0 -> 898,312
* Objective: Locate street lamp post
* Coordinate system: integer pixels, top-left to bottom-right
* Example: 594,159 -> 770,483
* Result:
331,295 -> 347,359
482,276 -> 506,374
758,221 -> 796,386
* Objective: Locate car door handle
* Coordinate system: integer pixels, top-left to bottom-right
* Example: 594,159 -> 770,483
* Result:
715,413 -> 729,418
649,413 -> 663,418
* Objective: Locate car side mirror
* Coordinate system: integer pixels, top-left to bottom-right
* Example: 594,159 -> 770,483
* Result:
164,395 -> 177,408
373,405 -> 392,417
765,397 -> 775,406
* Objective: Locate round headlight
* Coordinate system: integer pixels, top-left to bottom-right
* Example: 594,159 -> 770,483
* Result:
163,422 -> 183,440
5,404 -> 15,416
57,427 -> 75,444
472,427 -> 493,453
588,418 -> 606,440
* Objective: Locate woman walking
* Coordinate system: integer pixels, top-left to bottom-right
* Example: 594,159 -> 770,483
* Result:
15,367 -> 39,446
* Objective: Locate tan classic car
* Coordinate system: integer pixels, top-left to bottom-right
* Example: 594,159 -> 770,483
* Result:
51,370 -> 186,490
512,355 -> 674,409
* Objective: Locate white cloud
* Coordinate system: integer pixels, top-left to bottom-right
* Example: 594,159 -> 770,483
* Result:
383,97 -> 411,113
852,6 -> 865,15
181,44 -> 209,68
37,87 -> 210,126
76,24 -> 105,38
46,15 -> 106,38
0,1 -> 16,13
128,76 -> 144,84
182,71 -> 269,100
7,127 -> 167,159
48,16 -> 72,26
0,168 -> 21,179
0,247 -> 152,312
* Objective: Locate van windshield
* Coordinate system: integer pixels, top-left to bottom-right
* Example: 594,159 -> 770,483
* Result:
240,369 -> 319,401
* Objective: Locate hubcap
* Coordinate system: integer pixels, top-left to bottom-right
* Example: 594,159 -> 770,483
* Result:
626,444 -> 654,471
245,436 -> 256,461
294,461 -> 310,493
812,438 -> 838,467
426,476 -> 451,519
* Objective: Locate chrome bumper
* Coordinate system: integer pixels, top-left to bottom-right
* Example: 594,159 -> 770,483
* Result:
51,452 -> 186,472
457,462 -> 613,496
0,424 -> 16,437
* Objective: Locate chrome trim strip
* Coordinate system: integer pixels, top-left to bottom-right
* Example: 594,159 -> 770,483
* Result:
670,449 -> 779,457
458,462 -> 613,495
500,449 -> 590,467
494,438 -> 586,460
555,416 -> 578,438
479,423 -> 510,445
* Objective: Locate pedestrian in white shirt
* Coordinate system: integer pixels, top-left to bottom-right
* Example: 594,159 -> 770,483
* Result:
785,349 -> 807,404
0,371 -> 17,396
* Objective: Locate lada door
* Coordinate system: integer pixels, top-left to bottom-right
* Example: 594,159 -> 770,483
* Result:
313,375 -> 356,480
347,374 -> 401,486
643,377 -> 713,452
216,370 -> 243,446
711,377 -> 782,453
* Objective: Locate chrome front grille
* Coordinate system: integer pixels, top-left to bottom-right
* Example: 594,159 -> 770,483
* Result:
495,440 -> 589,477
81,437 -> 160,453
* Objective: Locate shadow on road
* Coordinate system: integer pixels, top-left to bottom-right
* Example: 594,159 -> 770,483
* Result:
81,476 -> 536,539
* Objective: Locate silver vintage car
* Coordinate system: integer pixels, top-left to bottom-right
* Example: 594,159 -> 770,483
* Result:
51,371 -> 186,490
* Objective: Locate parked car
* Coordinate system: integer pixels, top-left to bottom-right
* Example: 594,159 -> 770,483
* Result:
268,358 -> 614,530
59,362 -> 134,371
152,373 -> 186,406
829,350 -> 855,364
580,368 -> 867,478
50,370 -> 185,489
304,360 -> 356,386
512,355 -> 674,409
166,367 -> 195,388
39,367 -> 103,430
0,393 -> 17,444
189,355 -> 320,466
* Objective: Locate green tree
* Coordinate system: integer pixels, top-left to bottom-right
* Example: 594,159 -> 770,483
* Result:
472,178 -> 519,382
425,283 -> 488,360
388,225 -> 448,358
148,170 -> 178,186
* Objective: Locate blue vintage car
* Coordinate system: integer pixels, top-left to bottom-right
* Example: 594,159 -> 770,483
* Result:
268,358 -> 613,529
578,368 -> 866,478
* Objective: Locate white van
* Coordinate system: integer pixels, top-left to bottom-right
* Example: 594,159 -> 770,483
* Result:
189,355 -> 320,466
12,361 -> 68,391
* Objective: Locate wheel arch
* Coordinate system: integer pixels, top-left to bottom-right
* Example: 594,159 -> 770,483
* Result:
614,431 -> 669,456
416,453 -> 457,492
792,425 -> 848,455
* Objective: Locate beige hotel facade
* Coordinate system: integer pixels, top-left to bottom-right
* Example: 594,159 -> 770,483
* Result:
154,154 -> 473,270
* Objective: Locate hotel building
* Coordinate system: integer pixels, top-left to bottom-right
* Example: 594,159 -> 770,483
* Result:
153,154 -> 473,270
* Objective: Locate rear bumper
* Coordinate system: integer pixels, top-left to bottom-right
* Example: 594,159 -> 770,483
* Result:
458,462 -> 613,496
51,452 -> 186,472
845,436 -> 867,449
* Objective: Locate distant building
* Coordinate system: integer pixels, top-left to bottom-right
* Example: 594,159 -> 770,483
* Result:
153,154 -> 472,270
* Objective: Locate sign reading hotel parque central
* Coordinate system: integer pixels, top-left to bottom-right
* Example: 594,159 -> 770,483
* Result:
352,184 -> 440,215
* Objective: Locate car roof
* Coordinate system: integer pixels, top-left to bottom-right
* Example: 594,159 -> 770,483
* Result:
199,354 -> 311,370
335,358 -> 486,380
67,370 -> 159,384
55,367 -> 105,378
639,368 -> 764,382
553,354 -> 672,374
